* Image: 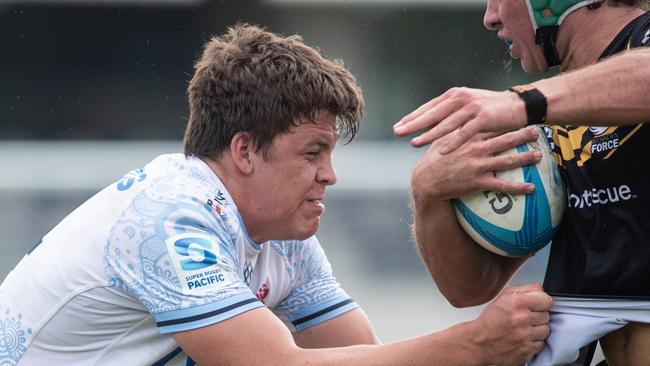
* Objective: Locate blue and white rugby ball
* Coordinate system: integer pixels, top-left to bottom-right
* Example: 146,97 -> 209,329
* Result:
453,126 -> 566,257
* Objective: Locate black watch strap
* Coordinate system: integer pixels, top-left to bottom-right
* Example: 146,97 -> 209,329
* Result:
509,85 -> 548,126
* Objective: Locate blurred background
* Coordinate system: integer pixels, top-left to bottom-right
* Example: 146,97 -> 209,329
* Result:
1,0 -> 583,359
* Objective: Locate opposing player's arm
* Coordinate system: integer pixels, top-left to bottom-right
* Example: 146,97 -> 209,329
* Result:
409,129 -> 538,306
535,48 -> 650,126
292,307 -> 379,348
173,286 -> 552,366
411,194 -> 526,307
394,48 -> 650,153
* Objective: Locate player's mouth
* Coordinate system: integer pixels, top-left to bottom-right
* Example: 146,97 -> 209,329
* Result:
503,39 -> 519,59
307,198 -> 325,213
497,32 -> 513,47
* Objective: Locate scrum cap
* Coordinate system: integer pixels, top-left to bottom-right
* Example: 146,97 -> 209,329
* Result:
525,0 -> 605,66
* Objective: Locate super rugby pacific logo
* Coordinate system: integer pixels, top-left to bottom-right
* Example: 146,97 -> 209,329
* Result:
165,233 -> 230,292
172,236 -> 218,271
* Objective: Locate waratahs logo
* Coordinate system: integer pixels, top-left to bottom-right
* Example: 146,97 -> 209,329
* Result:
173,236 -> 218,270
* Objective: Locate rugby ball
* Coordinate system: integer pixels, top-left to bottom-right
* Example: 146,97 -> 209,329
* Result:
453,126 -> 565,257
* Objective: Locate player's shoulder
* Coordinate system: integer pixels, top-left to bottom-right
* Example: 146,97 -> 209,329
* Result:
109,154 -> 238,246
114,154 -> 224,207
140,153 -> 217,196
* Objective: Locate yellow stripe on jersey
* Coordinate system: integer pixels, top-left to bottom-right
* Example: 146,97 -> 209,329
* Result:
604,123 -> 644,159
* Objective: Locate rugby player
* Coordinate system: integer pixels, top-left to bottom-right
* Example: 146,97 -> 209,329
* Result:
0,24 -> 552,365
394,0 -> 650,365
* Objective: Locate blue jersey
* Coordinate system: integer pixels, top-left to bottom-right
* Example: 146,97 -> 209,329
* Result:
0,154 -> 357,365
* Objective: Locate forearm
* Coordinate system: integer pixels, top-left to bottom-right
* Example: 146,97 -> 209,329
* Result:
410,186 -> 519,307
534,48 -> 650,125
296,321 -> 487,366
176,287 -> 550,366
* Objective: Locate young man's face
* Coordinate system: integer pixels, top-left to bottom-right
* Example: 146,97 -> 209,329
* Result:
246,112 -> 339,242
483,0 -> 549,73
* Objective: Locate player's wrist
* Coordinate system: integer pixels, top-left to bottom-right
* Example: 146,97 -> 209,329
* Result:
508,85 -> 548,126
411,163 -> 446,202
454,320 -> 493,366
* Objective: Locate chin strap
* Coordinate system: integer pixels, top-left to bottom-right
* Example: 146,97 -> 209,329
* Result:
535,26 -> 561,68
527,0 -> 604,69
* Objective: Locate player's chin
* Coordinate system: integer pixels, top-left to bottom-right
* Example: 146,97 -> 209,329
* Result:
296,218 -> 320,240
521,57 -> 549,74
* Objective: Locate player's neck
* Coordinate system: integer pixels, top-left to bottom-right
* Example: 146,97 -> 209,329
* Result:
557,5 -> 645,71
203,156 -> 266,244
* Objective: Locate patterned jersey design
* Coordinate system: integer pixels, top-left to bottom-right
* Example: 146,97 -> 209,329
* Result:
546,124 -> 644,167
0,154 -> 357,365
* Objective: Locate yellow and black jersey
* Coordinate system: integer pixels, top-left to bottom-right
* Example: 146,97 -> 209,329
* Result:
543,12 -> 650,298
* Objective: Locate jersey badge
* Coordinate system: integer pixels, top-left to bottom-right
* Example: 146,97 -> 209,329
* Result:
165,233 -> 232,293
206,189 -> 230,217
243,261 -> 254,286
256,282 -> 269,303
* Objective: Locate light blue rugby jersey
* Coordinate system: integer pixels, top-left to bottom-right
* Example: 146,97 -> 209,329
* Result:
0,154 -> 357,366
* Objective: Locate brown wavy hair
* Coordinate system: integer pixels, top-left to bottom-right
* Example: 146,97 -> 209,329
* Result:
184,24 -> 364,160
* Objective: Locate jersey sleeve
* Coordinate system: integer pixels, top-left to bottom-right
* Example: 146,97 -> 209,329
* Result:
104,185 -> 264,334
271,237 -> 359,332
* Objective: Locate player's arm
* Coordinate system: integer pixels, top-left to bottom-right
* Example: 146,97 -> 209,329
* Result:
394,48 -> 650,153
535,48 -> 650,125
173,284 -> 552,366
410,128 -> 538,306
292,307 -> 379,348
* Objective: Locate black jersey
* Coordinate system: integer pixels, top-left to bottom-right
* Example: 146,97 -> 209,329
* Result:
543,12 -> 650,298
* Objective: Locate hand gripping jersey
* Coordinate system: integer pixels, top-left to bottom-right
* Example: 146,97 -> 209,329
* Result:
543,12 -> 650,298
0,154 -> 358,365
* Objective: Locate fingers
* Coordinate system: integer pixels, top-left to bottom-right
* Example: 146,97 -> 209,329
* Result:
439,120 -> 483,154
529,339 -> 547,354
477,131 -> 502,140
501,283 -> 553,312
505,283 -> 544,293
529,311 -> 551,327
519,290 -> 554,312
410,108 -> 474,147
483,150 -> 542,173
393,94 -> 452,136
477,138 -> 543,194
480,175 -> 535,195
485,127 -> 539,155
477,284 -> 553,365
393,97 -> 442,131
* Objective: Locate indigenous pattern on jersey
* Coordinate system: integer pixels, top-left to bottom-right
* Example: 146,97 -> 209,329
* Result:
0,154 -> 357,366
543,12 -> 650,298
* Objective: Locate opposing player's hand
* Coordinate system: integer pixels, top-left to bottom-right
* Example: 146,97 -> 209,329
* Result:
474,283 -> 553,366
393,87 -> 526,154
411,127 -> 541,201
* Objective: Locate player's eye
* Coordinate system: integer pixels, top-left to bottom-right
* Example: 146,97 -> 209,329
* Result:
306,150 -> 320,156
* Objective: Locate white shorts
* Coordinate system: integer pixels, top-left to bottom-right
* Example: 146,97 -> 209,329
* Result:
526,296 -> 650,366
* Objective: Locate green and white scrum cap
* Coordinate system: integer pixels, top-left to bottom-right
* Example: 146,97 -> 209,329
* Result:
525,0 -> 604,67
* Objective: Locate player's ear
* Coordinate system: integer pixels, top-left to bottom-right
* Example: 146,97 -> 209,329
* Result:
229,132 -> 256,175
